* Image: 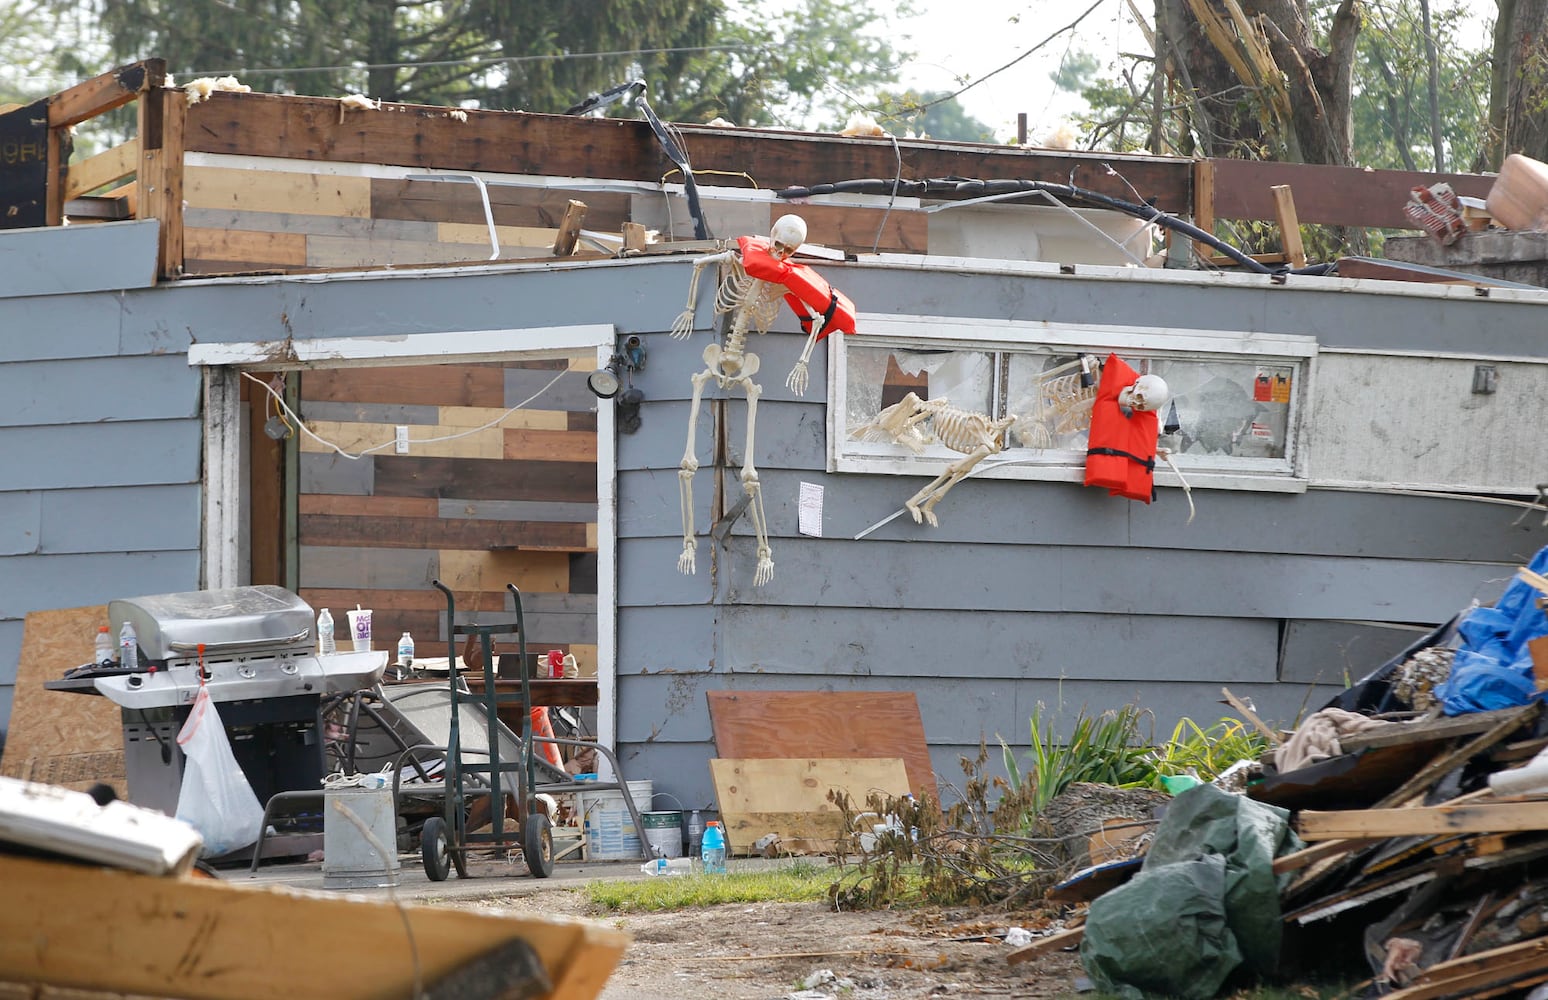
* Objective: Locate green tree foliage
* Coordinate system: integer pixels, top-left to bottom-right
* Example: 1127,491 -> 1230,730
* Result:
57,0 -> 910,128
0,0 -> 102,105
1054,3 -> 1493,171
1352,0 -> 1490,171
659,0 -> 917,128
87,0 -> 724,111
868,89 -> 997,143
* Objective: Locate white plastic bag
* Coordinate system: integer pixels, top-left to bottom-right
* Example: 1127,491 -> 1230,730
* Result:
175,685 -> 266,857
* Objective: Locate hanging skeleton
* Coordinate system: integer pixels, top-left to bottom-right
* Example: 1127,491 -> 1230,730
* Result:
669,215 -> 856,585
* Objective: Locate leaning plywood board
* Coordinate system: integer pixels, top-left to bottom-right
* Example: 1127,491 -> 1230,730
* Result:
709,757 -> 911,855
0,606 -> 124,795
707,691 -> 935,799
0,853 -> 629,1000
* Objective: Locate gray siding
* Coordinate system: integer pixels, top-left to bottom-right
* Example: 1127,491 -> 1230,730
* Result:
3,225 -> 1547,825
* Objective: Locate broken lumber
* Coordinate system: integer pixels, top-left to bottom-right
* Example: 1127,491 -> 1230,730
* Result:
1007,926 -> 1084,966
1296,799 -> 1548,841
551,199 -> 587,256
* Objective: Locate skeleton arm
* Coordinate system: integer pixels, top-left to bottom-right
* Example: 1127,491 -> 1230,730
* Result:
784,315 -> 825,396
670,249 -> 736,339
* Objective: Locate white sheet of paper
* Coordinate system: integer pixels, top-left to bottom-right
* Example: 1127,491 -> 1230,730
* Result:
798,482 -> 824,537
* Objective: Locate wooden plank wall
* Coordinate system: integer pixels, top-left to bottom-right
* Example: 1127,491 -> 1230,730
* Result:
180,162 -> 931,273
295,358 -> 600,676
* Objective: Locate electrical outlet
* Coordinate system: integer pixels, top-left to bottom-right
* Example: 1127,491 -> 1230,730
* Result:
395,425 -> 409,454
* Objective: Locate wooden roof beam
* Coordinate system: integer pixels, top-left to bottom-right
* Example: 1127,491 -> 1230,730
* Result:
48,58 -> 166,129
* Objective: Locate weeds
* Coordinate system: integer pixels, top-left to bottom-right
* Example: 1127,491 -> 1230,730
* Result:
831,704 -> 1271,911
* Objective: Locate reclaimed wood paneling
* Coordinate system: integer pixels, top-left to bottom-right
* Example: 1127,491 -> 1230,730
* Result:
184,165 -> 372,217
502,427 -> 598,463
801,203 -> 929,254
184,227 -> 306,267
184,92 -> 1194,212
372,178 -> 631,231
299,512 -> 587,551
373,455 -> 596,503
304,366 -> 505,408
295,361 -> 599,666
1209,158 -> 1494,229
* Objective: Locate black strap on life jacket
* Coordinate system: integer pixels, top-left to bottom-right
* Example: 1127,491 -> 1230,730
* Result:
1087,446 -> 1155,472
795,292 -> 840,335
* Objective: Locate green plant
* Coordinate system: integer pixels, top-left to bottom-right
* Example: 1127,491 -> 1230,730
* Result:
1000,702 -> 1156,816
1146,716 -> 1269,785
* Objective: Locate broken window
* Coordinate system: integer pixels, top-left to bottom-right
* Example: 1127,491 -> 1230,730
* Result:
831,317 -> 1316,491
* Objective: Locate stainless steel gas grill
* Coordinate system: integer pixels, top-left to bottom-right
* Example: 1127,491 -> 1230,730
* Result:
88,586 -> 386,831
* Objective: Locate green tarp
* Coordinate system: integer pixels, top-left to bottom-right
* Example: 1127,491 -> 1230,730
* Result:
1079,783 -> 1303,999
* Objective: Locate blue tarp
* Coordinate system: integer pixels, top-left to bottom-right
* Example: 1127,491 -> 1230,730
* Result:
1434,544 -> 1548,715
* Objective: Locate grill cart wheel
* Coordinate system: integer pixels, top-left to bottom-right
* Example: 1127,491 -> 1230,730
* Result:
422,816 -> 451,882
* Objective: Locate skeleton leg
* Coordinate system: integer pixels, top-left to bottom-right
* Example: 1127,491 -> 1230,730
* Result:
784,322 -> 824,397
910,444 -> 996,527
734,356 -> 775,585
677,365 -> 717,575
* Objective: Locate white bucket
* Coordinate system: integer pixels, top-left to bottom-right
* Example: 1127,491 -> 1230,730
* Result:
579,779 -> 652,861
642,810 -> 684,859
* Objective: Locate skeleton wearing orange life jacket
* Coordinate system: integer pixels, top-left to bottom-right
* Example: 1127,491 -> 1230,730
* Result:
736,235 -> 857,339
1085,353 -> 1165,503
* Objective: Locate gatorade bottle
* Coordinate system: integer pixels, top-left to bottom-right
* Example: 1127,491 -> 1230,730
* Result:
700,820 -> 727,875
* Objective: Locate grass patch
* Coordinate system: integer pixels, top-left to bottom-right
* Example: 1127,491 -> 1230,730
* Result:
584,861 -> 835,912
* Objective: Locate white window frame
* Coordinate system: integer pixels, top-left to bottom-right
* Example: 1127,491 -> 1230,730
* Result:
829,314 -> 1319,494
189,324 -> 622,769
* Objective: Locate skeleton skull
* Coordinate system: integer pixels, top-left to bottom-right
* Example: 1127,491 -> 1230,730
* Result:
1118,373 -> 1170,413
770,214 -> 808,259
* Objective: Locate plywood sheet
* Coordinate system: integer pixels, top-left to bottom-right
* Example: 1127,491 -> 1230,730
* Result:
709,757 -> 911,855
0,605 -> 124,795
708,690 -> 935,799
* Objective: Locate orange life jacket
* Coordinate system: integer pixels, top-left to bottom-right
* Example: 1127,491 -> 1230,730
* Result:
1084,353 -> 1158,503
737,235 -> 857,340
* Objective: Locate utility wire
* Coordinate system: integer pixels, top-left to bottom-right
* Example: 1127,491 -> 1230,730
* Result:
185,43 -> 763,81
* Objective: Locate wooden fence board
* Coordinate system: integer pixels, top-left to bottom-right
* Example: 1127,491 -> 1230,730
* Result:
0,605 -> 124,795
185,227 -> 307,267
709,757 -> 911,854
708,690 -> 935,799
502,427 -> 599,463
298,512 -> 588,550
184,165 -> 372,217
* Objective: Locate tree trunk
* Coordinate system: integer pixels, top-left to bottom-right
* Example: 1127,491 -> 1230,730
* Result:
1155,0 -> 1359,165
1488,0 -> 1548,168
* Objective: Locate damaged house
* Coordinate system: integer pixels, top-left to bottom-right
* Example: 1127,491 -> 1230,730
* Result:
1,60 -> 1547,820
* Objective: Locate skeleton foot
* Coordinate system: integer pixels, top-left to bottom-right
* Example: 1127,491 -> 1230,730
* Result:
906,502 -> 924,524
754,546 -> 774,586
919,504 -> 941,528
785,361 -> 809,396
677,540 -> 697,575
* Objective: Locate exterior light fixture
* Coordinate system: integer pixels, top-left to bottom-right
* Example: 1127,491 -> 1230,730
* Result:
587,335 -> 648,431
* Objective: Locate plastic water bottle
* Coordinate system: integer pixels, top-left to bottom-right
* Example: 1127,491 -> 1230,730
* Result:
687,809 -> 705,857
700,820 -> 726,875
640,857 -> 693,876
317,608 -> 335,655
118,621 -> 138,671
94,625 -> 115,667
397,631 -> 415,666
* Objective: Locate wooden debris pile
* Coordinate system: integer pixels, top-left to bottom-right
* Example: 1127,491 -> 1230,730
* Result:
1012,697 -> 1548,998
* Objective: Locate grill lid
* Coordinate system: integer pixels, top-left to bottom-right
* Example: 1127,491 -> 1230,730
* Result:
107,586 -> 314,662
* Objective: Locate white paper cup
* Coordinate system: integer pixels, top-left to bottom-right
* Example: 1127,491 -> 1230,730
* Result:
347,609 -> 372,651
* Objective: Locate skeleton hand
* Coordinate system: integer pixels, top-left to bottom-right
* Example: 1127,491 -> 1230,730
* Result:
670,309 -> 695,339
785,361 -> 809,396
